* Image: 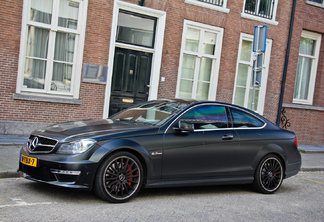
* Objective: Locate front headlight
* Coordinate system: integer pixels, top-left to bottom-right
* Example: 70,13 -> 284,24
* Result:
57,139 -> 96,154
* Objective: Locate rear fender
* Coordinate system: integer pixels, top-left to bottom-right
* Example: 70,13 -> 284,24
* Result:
252,143 -> 287,171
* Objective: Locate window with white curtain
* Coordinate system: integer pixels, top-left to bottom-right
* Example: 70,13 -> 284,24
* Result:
17,0 -> 88,98
232,33 -> 272,114
176,21 -> 223,101
293,31 -> 322,105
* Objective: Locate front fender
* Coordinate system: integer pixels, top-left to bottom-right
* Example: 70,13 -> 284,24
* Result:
89,139 -> 153,180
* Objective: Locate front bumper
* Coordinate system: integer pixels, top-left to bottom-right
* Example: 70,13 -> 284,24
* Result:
18,149 -> 99,190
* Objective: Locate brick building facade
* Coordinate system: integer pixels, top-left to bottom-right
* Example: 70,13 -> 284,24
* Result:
0,0 -> 323,144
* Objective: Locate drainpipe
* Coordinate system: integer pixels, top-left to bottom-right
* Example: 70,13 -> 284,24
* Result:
276,0 -> 297,126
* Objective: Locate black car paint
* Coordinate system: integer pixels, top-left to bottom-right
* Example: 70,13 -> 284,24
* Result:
18,100 -> 301,192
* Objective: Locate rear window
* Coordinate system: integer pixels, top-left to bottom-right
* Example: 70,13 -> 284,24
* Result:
230,108 -> 264,128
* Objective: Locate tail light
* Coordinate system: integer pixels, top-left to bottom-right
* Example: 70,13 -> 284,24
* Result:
294,138 -> 298,148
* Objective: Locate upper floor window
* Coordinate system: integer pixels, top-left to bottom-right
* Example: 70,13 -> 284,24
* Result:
306,0 -> 324,8
17,0 -> 88,99
293,31 -> 322,105
185,0 -> 229,13
176,21 -> 224,101
241,0 -> 278,25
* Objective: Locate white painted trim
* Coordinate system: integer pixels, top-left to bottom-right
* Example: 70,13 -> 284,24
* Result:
16,0 -> 88,100
293,30 -> 322,105
176,20 -> 224,101
232,33 -> 272,115
103,0 -> 166,118
185,0 -> 230,13
306,1 -> 324,8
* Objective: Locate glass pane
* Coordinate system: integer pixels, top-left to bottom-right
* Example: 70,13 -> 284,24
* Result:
236,64 -> 249,86
185,28 -> 200,52
198,58 -> 212,81
234,87 -> 245,107
30,0 -> 53,24
248,88 -> 259,109
259,0 -> 272,17
181,54 -> 196,79
179,80 -> 193,99
300,57 -> 312,100
23,58 -> 46,89
54,32 -> 76,63
26,26 -> 49,59
293,57 -> 303,99
117,11 -> 156,48
58,0 -> 79,29
52,62 -> 72,92
240,40 -> 252,62
299,37 -> 315,56
181,106 -> 228,129
196,82 -> 209,100
203,32 -> 216,55
231,108 -> 264,128
245,0 -> 256,13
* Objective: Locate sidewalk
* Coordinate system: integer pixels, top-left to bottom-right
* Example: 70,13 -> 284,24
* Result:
0,135 -> 323,178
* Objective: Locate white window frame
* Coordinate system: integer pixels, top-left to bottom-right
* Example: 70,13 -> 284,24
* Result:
16,0 -> 88,100
176,20 -> 224,101
185,0 -> 230,13
241,0 -> 279,26
293,30 -> 322,105
306,0 -> 324,8
232,33 -> 272,115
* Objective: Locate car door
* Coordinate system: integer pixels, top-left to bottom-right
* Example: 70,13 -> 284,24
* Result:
229,107 -> 267,176
162,105 -> 240,180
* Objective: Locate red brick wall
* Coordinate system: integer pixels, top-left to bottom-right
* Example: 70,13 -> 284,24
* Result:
0,0 -> 323,144
0,0 -> 113,124
281,1 -> 324,144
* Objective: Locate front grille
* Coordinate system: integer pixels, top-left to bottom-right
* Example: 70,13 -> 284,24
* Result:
27,135 -> 58,153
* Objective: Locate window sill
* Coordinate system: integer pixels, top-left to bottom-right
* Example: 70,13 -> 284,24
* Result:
283,103 -> 324,112
241,13 -> 278,26
306,1 -> 324,8
13,93 -> 82,105
185,0 -> 230,13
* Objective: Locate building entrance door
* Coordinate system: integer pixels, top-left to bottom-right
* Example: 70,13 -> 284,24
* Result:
109,47 -> 152,116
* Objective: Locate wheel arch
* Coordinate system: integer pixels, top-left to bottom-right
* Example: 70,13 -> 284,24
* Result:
252,143 -> 287,175
90,139 -> 152,188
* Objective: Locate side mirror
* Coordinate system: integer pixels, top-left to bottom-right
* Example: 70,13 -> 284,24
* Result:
173,121 -> 194,133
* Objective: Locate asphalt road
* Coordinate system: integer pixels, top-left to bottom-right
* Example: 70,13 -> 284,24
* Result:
0,172 -> 323,222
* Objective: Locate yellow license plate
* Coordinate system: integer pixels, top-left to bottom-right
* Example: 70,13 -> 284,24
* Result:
21,154 -> 38,167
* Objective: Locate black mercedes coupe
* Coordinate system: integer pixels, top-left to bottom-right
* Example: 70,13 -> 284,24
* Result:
18,99 -> 301,203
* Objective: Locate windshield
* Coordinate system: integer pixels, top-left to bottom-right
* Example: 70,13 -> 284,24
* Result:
112,100 -> 189,126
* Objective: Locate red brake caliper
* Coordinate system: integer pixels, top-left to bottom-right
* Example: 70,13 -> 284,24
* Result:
128,164 -> 133,186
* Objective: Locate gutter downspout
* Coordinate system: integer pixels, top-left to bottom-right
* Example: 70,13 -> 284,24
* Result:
276,0 -> 297,126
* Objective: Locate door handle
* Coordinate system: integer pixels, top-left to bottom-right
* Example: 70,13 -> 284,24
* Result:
222,134 -> 234,140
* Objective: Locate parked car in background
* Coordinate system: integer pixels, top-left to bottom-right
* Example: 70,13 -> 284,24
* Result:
19,99 -> 301,203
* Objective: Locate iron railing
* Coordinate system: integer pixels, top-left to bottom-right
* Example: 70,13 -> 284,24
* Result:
197,0 -> 224,7
244,0 -> 275,20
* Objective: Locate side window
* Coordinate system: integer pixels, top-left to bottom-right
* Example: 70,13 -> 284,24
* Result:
231,108 -> 264,128
180,105 -> 228,130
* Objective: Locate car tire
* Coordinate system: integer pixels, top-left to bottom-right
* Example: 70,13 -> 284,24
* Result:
94,151 -> 143,203
253,154 -> 284,194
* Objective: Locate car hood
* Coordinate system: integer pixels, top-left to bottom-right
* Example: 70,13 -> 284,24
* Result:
32,119 -> 159,142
